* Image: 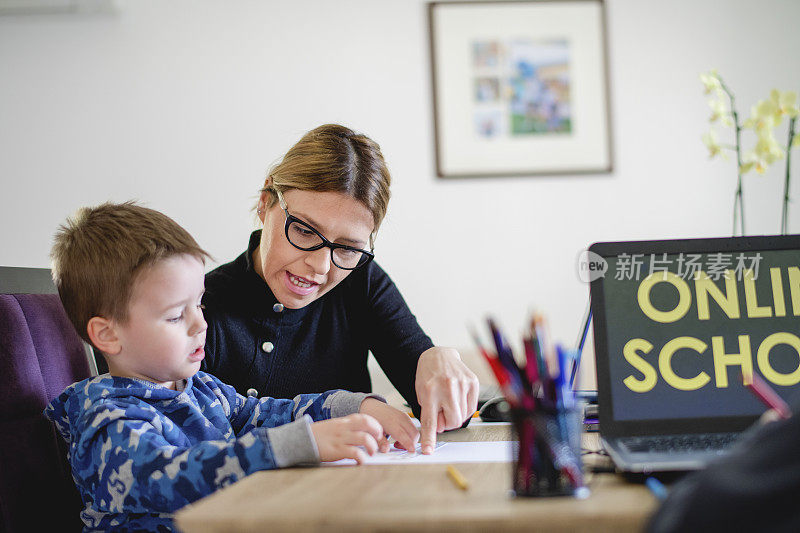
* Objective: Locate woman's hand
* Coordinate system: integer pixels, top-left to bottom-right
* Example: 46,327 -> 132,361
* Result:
359,398 -> 420,452
414,347 -> 480,454
309,413 -> 384,464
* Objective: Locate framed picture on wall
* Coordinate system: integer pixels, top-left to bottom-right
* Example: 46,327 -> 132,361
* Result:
428,0 -> 613,178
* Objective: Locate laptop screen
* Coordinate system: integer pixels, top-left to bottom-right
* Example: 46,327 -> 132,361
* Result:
589,236 -> 800,436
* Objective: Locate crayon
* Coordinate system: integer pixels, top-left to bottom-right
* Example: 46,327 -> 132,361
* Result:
446,465 -> 469,491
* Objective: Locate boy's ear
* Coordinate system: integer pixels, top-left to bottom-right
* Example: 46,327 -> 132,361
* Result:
86,316 -> 122,355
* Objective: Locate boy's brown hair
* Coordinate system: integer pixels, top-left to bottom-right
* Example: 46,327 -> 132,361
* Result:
51,201 -> 210,346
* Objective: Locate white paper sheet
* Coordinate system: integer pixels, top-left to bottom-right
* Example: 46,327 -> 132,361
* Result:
325,441 -> 514,466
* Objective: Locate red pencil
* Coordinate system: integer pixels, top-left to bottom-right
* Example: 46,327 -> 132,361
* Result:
743,372 -> 792,420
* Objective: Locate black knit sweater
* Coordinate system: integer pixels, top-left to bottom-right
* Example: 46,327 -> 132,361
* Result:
648,401 -> 800,532
201,231 -> 433,415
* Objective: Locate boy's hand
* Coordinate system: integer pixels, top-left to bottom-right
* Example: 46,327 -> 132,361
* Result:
359,398 -> 420,453
309,414 -> 384,464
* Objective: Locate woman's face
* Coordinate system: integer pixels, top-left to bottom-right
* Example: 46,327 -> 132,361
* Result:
254,189 -> 375,309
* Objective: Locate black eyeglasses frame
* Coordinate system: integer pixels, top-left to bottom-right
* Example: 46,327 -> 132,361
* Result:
275,189 -> 375,271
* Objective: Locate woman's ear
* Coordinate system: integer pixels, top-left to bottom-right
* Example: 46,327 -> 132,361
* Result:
86,316 -> 122,355
257,190 -> 270,223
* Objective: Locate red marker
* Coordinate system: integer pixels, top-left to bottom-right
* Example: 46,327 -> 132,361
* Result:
743,372 -> 792,420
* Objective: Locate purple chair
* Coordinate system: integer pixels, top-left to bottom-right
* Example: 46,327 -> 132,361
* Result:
0,292 -> 92,532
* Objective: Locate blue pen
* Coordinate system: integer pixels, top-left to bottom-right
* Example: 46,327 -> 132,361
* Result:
531,314 -> 549,378
553,344 -> 576,455
555,346 -> 571,406
645,476 -> 669,501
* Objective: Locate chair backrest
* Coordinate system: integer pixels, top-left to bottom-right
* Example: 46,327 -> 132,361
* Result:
0,292 -> 91,533
0,267 -> 57,295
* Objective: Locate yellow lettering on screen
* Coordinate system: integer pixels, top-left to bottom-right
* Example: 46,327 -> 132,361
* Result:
622,338 -> 657,393
694,270 -> 740,321
743,269 -> 772,318
711,335 -> 753,388
756,332 -> 800,386
638,272 -> 691,323
788,267 -> 800,316
771,268 -> 787,317
659,337 -> 710,391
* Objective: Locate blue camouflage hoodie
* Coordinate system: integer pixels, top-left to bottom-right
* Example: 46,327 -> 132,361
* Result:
45,370 -> 376,532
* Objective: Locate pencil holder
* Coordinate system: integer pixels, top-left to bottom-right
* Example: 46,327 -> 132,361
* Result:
510,402 -> 585,498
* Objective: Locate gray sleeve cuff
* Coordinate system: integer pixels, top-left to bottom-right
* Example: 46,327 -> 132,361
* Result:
265,414 -> 320,467
324,391 -> 386,418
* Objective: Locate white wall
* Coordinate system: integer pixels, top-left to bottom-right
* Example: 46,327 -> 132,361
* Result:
2,0 -> 800,388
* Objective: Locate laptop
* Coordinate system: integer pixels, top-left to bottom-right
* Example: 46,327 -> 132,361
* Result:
587,235 -> 800,472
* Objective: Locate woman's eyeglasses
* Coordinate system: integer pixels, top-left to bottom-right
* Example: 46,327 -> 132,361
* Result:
275,189 -> 374,270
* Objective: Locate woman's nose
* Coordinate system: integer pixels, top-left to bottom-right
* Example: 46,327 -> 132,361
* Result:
305,246 -> 332,274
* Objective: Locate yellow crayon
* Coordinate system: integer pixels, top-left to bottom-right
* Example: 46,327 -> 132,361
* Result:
446,465 -> 469,491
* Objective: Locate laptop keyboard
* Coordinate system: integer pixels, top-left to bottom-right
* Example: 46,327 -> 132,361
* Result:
620,433 -> 739,454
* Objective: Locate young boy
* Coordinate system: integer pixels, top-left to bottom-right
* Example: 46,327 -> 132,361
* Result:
46,202 -> 419,532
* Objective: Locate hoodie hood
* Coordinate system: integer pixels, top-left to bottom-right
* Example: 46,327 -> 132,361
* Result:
45,374 -> 191,446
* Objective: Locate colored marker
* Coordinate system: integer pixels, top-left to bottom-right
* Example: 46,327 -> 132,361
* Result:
468,325 -> 519,405
522,335 -> 540,391
487,318 -> 524,395
530,314 -> 549,377
645,476 -> 669,501
743,372 -> 791,420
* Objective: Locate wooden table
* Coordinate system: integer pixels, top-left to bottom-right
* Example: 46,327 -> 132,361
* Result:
174,423 -> 658,532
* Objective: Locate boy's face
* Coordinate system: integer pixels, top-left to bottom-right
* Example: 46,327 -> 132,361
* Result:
108,254 -> 207,389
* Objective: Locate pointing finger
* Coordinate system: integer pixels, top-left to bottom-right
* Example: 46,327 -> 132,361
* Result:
419,398 -> 439,455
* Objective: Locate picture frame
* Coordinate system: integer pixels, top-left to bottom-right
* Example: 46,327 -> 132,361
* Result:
428,0 -> 613,178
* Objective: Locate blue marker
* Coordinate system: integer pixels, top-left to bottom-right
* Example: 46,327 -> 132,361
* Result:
555,345 -> 573,408
645,476 -> 669,501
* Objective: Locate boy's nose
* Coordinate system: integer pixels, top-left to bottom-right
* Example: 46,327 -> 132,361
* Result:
190,308 -> 207,336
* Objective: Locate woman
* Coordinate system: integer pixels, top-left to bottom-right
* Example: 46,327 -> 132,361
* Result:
201,124 -> 479,453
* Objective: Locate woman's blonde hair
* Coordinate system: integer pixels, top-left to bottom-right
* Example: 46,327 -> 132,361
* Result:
262,124 -> 392,244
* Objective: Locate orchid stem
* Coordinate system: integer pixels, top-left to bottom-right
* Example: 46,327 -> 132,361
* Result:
782,117 -> 796,235
718,76 -> 745,236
